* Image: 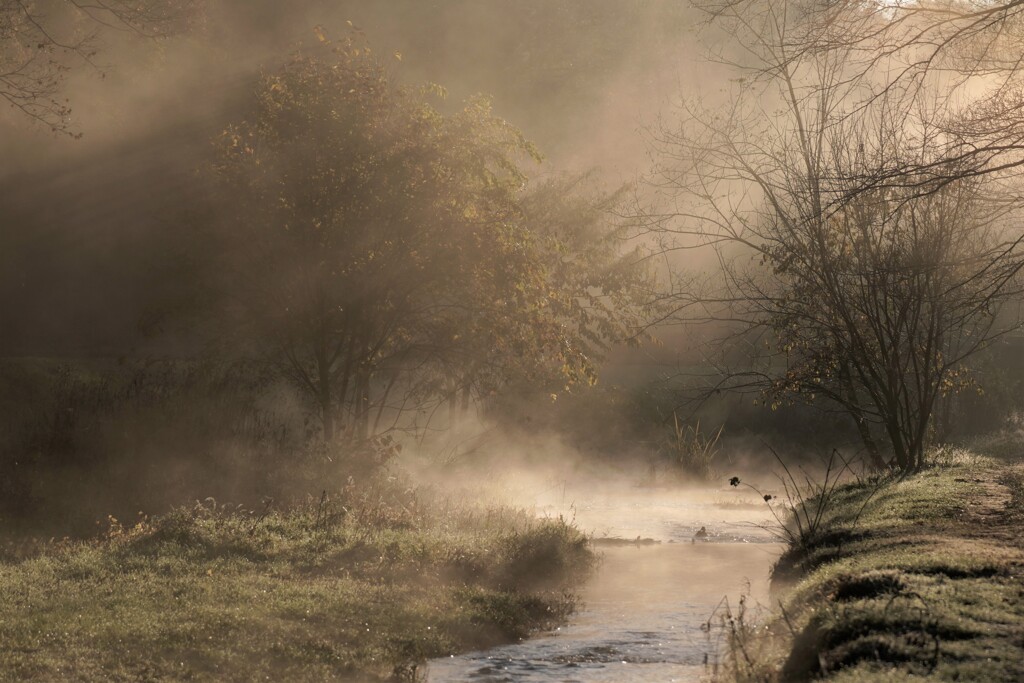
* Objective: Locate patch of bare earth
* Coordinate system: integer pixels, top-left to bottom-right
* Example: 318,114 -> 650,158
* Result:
964,459 -> 1024,560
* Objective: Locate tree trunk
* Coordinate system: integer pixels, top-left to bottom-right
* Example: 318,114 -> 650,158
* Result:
316,332 -> 334,442
447,388 -> 458,429
852,414 -> 885,470
883,415 -> 911,471
355,368 -> 371,441
933,393 -> 954,444
840,362 -> 885,469
321,394 -> 335,441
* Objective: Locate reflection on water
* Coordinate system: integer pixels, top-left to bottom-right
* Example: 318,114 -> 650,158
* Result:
427,490 -> 782,682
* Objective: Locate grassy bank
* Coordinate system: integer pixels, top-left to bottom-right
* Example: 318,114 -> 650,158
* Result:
727,443 -> 1024,682
0,486 -> 595,682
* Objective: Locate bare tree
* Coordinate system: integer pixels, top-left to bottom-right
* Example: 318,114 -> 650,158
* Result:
693,0 -> 1024,197
643,0 -> 1024,470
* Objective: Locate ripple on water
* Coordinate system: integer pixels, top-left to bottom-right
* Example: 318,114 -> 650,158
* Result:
663,521 -> 779,544
428,495 -> 781,683
430,647 -> 708,683
428,543 -> 780,682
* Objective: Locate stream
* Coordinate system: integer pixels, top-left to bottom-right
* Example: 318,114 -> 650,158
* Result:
427,488 -> 782,683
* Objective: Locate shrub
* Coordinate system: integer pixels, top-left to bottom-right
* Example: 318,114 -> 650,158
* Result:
661,415 -> 724,480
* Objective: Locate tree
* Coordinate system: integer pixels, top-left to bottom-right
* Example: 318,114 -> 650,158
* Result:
643,1 -> 1024,470
207,32 -> 650,443
0,0 -> 197,133
760,175 -> 1022,469
692,0 -> 1024,199
412,174 -> 652,428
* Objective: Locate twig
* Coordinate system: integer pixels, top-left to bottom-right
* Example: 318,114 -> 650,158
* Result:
248,497 -> 273,535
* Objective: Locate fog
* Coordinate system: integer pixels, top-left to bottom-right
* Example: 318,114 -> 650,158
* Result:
3,0 -> 1021,551
0,1 -> 709,357
3,1 -> 1024,680
2,0 -> 1020,533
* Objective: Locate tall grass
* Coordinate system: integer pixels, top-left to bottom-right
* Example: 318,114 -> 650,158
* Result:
0,481 -> 596,681
729,448 -> 889,584
662,415 -> 724,480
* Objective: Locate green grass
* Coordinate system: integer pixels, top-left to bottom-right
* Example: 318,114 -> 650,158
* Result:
0,489 -> 595,682
725,444 -> 1024,682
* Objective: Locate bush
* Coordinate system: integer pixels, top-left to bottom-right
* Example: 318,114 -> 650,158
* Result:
0,359 -> 400,537
661,415 -> 723,480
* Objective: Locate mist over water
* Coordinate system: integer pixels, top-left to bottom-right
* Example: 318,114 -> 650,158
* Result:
4,1 -> 1024,681
428,481 -> 780,682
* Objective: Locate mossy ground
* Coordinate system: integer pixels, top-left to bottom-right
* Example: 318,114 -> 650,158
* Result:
726,439 -> 1024,682
0,487 -> 595,682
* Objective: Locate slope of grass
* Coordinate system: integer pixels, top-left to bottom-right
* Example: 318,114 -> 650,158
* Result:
0,487 -> 595,682
726,444 -> 1024,682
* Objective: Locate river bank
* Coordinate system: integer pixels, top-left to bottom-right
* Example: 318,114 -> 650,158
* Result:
0,487 -> 595,682
728,443 -> 1024,682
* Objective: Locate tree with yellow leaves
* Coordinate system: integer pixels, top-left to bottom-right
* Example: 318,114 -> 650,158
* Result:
206,30 -> 650,443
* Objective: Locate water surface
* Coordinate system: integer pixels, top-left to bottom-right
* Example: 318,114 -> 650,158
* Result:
427,488 -> 781,682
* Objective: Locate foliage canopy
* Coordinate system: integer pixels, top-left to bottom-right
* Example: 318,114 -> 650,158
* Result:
209,31 -> 650,442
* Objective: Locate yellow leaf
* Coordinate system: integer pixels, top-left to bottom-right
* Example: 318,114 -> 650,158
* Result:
394,51 -> 403,61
